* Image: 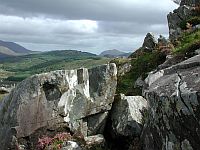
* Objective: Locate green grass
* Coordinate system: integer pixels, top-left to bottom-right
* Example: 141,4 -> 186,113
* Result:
173,29 -> 200,56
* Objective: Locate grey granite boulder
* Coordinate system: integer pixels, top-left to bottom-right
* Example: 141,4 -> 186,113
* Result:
0,63 -> 117,149
111,94 -> 147,137
142,54 -> 200,150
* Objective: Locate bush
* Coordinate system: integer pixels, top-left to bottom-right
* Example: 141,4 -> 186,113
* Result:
37,132 -> 72,150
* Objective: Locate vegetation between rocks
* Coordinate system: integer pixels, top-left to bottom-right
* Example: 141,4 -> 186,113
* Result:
116,51 -> 166,95
173,29 -> 200,56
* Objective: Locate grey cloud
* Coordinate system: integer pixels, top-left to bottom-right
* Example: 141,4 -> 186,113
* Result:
0,0 -> 178,53
97,21 -> 169,35
0,0 -> 176,23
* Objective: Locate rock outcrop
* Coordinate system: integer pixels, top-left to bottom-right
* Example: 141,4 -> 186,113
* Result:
118,62 -> 132,77
0,63 -> 117,149
142,33 -> 157,52
167,5 -> 193,41
142,54 -> 200,150
180,0 -> 200,6
111,94 -> 147,137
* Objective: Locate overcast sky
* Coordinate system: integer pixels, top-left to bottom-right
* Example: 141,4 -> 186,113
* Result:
0,0 -> 178,54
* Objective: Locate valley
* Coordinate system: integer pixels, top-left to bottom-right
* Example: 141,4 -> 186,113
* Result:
0,50 -> 110,87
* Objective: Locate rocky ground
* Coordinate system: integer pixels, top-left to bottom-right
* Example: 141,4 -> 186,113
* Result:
0,0 -> 200,150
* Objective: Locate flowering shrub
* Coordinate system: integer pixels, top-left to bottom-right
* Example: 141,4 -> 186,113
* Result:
37,132 -> 72,150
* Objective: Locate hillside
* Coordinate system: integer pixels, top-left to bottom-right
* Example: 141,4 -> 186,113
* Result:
0,46 -> 19,59
99,49 -> 130,58
0,50 -> 110,86
0,40 -> 31,54
1,0 -> 200,150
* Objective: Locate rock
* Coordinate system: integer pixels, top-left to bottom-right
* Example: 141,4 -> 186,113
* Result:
172,0 -> 181,5
195,48 -> 200,55
158,35 -> 169,46
117,60 -> 132,77
157,54 -> 186,70
141,54 -> 200,150
167,5 -> 193,41
142,33 -> 157,51
180,0 -> 200,6
62,141 -> 82,150
85,134 -> 105,146
0,63 -> 117,149
0,86 -> 10,94
86,112 -> 108,136
134,76 -> 146,89
111,94 -> 148,137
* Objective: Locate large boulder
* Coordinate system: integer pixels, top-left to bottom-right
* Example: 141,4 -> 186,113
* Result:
111,94 -> 148,137
142,54 -> 200,150
0,63 -> 117,149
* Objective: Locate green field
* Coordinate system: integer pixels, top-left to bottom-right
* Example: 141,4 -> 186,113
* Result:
0,50 -> 111,85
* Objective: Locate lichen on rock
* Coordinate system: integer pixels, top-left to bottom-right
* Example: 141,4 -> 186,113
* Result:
0,63 -> 117,149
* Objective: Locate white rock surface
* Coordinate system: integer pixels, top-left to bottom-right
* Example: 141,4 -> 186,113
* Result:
111,94 -> 148,137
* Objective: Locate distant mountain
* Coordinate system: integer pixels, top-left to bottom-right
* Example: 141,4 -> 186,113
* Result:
99,49 -> 131,58
0,40 -> 31,54
0,46 -> 19,59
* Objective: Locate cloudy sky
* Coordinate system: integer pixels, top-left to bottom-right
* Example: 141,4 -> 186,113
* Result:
0,0 -> 178,54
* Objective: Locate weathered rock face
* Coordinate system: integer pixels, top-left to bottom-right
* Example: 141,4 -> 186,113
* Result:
172,0 -> 181,5
142,54 -> 200,150
180,0 -> 200,6
62,141 -> 82,150
111,94 -> 147,137
142,33 -> 157,52
0,63 -> 117,149
116,61 -> 132,77
85,134 -> 105,146
167,5 -> 193,41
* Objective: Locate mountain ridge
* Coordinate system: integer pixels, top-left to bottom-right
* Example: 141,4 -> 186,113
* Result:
0,40 -> 31,54
99,49 -> 131,58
